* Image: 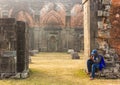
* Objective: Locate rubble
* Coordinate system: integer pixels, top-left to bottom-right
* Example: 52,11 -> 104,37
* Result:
71,52 -> 80,59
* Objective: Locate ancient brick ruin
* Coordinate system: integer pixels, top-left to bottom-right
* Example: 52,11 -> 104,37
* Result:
0,0 -> 84,52
0,0 -> 120,79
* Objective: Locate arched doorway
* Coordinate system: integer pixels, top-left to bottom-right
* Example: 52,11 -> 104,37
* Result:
48,36 -> 57,52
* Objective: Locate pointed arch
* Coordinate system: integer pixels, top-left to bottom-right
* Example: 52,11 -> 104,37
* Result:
41,10 -> 64,26
40,3 -> 66,27
10,7 -> 34,27
71,4 -> 83,28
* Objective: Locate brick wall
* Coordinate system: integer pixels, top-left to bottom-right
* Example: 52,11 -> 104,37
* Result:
110,0 -> 120,57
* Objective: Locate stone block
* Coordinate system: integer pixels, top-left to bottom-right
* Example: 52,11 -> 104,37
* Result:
67,49 -> 74,54
98,10 -> 103,16
98,21 -> 103,29
117,73 -> 120,78
104,54 -> 111,58
109,49 -> 116,54
21,72 -> 29,79
14,73 -> 21,79
71,52 -> 80,59
115,64 -> 120,68
107,24 -> 111,28
98,30 -> 110,38
102,0 -> 111,4
105,5 -> 111,10
114,68 -> 119,74
103,11 -> 110,16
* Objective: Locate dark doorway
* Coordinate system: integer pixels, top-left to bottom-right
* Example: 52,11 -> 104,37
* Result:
48,36 -> 57,52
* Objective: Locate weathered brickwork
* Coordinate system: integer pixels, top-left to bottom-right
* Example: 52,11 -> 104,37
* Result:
110,5 -> 120,58
95,0 -> 120,78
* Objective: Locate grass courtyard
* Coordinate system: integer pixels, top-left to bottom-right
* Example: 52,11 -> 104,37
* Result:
0,52 -> 120,85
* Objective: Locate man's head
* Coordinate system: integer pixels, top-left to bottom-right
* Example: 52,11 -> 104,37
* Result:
91,49 -> 98,56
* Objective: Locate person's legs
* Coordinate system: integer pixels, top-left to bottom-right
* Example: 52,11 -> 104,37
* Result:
87,59 -> 94,73
91,64 -> 99,78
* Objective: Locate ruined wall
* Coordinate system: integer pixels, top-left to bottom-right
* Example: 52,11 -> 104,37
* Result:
0,18 -> 29,78
94,0 -> 120,78
83,0 -> 120,78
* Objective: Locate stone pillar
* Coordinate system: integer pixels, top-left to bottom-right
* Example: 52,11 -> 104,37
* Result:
33,27 -> 40,50
83,0 -> 98,58
83,0 -> 91,58
29,27 -> 34,50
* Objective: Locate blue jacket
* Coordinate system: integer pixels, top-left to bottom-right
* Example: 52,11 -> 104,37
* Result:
99,55 -> 106,70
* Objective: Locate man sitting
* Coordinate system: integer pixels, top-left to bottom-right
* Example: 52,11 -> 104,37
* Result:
87,49 -> 105,80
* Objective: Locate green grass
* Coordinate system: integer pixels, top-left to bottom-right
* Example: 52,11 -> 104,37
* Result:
74,69 -> 88,78
0,52 -> 120,85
